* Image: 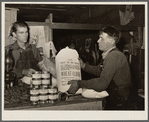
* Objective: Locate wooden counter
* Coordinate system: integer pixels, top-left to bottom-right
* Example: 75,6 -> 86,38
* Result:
4,95 -> 105,110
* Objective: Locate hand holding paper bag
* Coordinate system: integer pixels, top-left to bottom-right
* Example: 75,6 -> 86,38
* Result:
67,80 -> 109,98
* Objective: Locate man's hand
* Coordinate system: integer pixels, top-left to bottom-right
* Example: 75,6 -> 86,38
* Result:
22,68 -> 36,77
78,58 -> 85,69
67,80 -> 79,94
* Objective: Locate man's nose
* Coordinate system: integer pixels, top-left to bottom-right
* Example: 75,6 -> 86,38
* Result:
97,39 -> 100,43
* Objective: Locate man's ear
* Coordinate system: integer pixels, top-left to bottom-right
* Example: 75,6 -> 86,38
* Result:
111,38 -> 115,45
12,32 -> 16,37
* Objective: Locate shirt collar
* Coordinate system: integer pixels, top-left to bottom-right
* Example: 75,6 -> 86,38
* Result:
12,41 -> 31,50
102,46 -> 116,59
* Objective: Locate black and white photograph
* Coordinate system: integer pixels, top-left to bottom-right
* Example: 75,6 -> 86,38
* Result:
1,1 -> 148,121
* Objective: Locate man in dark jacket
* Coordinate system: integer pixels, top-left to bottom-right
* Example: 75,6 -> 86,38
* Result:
68,26 -> 132,110
6,21 -> 42,78
4,21 -> 42,103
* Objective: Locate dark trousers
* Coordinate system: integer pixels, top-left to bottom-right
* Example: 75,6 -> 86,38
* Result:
105,94 -> 142,110
105,96 -> 128,110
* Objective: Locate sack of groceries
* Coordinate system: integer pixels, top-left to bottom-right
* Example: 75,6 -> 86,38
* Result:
55,47 -> 82,94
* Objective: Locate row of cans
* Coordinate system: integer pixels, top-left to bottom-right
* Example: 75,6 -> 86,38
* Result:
31,71 -> 50,85
30,71 -> 57,105
30,87 -> 69,104
30,85 -> 58,105
30,71 -> 69,105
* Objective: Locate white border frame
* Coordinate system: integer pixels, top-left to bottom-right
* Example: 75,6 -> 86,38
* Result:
1,2 -> 148,120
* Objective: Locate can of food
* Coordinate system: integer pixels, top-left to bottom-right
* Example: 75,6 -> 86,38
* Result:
48,86 -> 58,103
32,71 -> 42,85
30,86 -> 40,105
42,71 -> 50,78
39,87 -> 49,104
58,92 -> 69,101
32,71 -> 42,79
30,71 -> 41,105
41,71 -> 50,85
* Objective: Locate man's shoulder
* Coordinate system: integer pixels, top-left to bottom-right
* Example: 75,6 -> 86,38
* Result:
108,49 -> 126,59
104,49 -> 128,66
111,49 -> 123,55
5,43 -> 15,49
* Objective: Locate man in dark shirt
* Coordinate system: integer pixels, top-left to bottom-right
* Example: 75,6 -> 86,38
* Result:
4,21 -> 42,103
6,21 -> 42,78
68,26 -> 132,110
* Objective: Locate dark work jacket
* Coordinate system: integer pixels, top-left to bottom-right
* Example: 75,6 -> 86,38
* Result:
5,41 -> 42,78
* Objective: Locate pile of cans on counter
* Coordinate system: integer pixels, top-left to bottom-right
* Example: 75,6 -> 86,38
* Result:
30,71 -> 58,105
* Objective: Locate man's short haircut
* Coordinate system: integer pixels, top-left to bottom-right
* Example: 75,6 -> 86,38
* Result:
9,21 -> 29,36
99,26 -> 120,44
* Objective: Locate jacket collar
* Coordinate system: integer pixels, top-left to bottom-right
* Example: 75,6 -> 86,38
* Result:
12,41 -> 31,50
102,46 -> 116,59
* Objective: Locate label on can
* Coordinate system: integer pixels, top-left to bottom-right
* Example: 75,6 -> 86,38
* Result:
39,95 -> 49,100
42,73 -> 50,78
30,96 -> 39,101
39,89 -> 48,94
42,79 -> 50,84
32,80 -> 41,85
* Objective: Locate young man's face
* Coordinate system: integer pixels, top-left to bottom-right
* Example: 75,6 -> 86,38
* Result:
97,32 -> 114,52
13,27 -> 28,43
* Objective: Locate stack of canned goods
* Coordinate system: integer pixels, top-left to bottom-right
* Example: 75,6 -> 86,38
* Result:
30,71 -> 58,105
48,86 -> 58,103
39,71 -> 50,104
30,71 -> 41,105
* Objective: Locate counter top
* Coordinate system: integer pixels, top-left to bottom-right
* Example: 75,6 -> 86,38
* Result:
4,95 -> 105,110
